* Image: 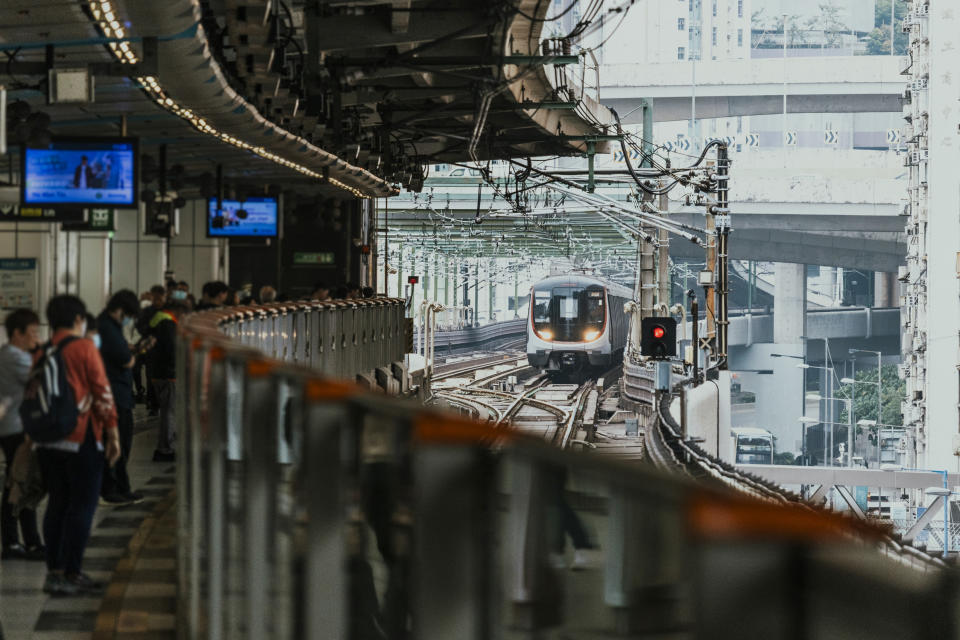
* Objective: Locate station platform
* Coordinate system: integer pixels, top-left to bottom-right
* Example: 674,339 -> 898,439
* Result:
0,409 -> 176,640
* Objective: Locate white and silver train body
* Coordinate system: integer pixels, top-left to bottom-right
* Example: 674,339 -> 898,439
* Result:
526,274 -> 632,372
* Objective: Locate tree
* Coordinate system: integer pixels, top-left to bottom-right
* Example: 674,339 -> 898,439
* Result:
812,2 -> 849,49
751,10 -> 804,49
774,451 -> 797,466
865,0 -> 909,55
835,364 -> 904,441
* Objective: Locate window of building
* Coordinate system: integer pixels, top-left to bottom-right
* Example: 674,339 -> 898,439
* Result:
678,17 -> 685,30
738,28 -> 743,46
738,0 -> 743,17
712,0 -> 717,16
678,47 -> 686,60
712,27 -> 717,45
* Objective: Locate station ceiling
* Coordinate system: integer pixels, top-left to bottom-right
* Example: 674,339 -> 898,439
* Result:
0,0 -> 612,200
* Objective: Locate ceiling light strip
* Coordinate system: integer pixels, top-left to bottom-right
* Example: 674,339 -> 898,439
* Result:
85,0 -> 373,198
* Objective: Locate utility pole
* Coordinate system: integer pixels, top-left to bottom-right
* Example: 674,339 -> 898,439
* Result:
488,259 -> 495,322
473,258 -> 479,326
513,266 -> 519,319
715,143 -> 730,366
396,244 -> 403,298
782,12 -> 788,168
444,256 -> 449,306
891,0 -> 895,55
705,212 -> 716,345
657,191 -> 671,308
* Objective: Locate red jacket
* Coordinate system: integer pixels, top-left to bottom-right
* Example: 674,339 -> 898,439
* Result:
40,330 -> 118,451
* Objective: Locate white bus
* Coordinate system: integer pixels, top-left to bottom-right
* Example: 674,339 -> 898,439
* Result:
730,427 -> 775,465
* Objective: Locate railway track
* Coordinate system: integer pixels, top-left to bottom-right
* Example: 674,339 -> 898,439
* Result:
433,351 -> 616,449
639,369 -> 948,572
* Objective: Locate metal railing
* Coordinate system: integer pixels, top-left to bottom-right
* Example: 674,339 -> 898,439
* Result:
175,299 -> 960,640
209,298 -> 406,379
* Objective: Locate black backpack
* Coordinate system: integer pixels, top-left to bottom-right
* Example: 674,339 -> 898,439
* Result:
19,337 -> 80,443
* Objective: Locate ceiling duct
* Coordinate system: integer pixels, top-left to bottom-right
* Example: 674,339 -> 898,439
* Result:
114,0 -> 396,198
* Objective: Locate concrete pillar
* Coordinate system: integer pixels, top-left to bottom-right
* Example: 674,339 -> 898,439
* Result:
78,233 -> 111,312
773,262 -> 807,344
873,271 -> 894,308
826,267 -> 839,306
110,204 -> 167,299
169,200 -> 226,292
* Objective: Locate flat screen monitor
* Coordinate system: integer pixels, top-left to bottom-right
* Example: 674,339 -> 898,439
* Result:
21,138 -> 138,208
207,197 -> 278,237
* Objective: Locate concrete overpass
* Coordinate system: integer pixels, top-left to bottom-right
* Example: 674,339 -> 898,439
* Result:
601,56 -> 904,123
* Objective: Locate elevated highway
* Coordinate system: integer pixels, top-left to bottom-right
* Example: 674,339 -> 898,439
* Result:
602,56 -> 905,123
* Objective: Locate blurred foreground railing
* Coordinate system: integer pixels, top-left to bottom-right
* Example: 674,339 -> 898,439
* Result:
176,301 -> 960,640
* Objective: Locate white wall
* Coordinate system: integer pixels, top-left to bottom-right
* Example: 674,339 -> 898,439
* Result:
681,371 -> 733,459
1,199 -> 227,343
168,199 -> 228,292
109,206 -> 166,298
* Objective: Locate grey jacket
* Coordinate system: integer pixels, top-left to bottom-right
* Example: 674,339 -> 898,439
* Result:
0,343 -> 32,437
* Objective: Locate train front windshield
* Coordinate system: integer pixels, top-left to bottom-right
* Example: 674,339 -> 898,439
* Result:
532,285 -> 605,342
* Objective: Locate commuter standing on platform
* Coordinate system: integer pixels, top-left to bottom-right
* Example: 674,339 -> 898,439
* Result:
0,309 -> 44,561
31,295 -> 121,596
97,290 -> 146,505
259,285 -> 277,303
136,285 -> 166,412
194,281 -> 228,311
312,281 -> 331,301
147,301 -> 188,462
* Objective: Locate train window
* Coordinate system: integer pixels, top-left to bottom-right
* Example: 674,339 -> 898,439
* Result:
533,291 -> 551,323
558,290 -> 579,319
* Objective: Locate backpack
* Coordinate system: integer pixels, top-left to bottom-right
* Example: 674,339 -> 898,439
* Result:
19,337 -> 80,443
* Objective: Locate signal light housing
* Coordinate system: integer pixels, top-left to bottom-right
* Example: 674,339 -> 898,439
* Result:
641,317 -> 677,360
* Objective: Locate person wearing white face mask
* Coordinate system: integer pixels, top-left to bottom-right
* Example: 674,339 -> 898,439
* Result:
95,291 -> 144,506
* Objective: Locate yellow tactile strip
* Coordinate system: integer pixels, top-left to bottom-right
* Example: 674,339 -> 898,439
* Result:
93,490 -> 177,640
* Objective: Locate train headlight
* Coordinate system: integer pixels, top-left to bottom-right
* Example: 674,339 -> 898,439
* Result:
539,329 -> 553,341
583,329 -> 601,342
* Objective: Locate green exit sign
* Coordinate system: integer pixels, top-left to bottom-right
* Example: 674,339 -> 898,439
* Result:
293,251 -> 335,265
89,208 -> 114,231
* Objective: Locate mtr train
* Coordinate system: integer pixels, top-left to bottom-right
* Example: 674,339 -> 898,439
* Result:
526,274 -> 632,377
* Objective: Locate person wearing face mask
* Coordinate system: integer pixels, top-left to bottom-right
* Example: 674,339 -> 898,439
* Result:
135,286 -> 166,412
146,300 -> 189,462
32,295 -> 120,596
83,314 -> 100,348
96,290 -> 143,506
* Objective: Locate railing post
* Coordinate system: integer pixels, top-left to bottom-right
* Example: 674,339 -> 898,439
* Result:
507,455 -> 560,632
412,434 -> 493,639
302,389 -> 351,639
242,362 -> 280,639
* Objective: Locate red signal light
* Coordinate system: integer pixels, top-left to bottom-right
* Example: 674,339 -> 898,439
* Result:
652,326 -> 665,339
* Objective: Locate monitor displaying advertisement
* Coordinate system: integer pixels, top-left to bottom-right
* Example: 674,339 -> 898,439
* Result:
207,197 -> 278,237
21,138 -> 138,208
